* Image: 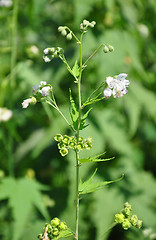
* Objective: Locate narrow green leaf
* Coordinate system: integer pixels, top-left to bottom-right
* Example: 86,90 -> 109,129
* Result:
83,97 -> 104,107
69,89 -> 79,130
79,171 -> 124,195
79,152 -> 115,163
79,108 -> 92,130
72,60 -> 79,78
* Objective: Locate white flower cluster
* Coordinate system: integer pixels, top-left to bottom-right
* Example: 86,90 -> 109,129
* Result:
0,107 -> 12,122
104,73 -> 130,99
0,0 -> 12,7
22,81 -> 51,108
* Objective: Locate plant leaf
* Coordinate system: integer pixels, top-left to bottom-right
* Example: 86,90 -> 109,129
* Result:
79,170 -> 124,195
79,108 -> 92,130
0,177 -> 49,240
79,152 -> 115,163
56,229 -> 74,239
72,60 -> 79,78
69,89 -> 79,130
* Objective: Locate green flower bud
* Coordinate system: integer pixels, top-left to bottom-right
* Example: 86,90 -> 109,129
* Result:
62,135 -> 70,144
69,140 -> 76,148
123,207 -> 131,217
58,26 -> 65,32
31,96 -> 37,104
57,47 -> 64,55
124,202 -> 132,210
103,45 -> 109,53
108,45 -> 114,52
76,142 -> 84,151
54,134 -> 63,142
122,219 -> 132,230
60,147 -> 68,157
135,220 -> 143,229
61,29 -> 67,36
58,142 -> 65,149
52,228 -> 60,237
54,50 -> 59,57
115,213 -> 125,224
78,136 -> 83,142
130,215 -> 138,226
59,221 -> 67,231
66,32 -> 72,40
84,142 -> 92,150
37,233 -> 43,239
51,217 -> 60,227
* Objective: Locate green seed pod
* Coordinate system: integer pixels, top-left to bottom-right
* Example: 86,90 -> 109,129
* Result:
59,221 -> 67,231
103,45 -> 109,53
69,140 -> 76,148
51,217 -> 60,227
122,219 -> 132,230
61,29 -> 67,36
108,45 -> 114,52
52,228 -> 60,237
115,213 -> 125,224
78,136 -> 83,142
60,147 -> 68,157
66,32 -> 72,40
84,142 -> 92,150
54,134 -> 63,142
130,215 -> 138,226
135,220 -> 143,229
76,142 -> 84,151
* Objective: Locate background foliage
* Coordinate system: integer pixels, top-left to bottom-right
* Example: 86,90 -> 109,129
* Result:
0,0 -> 156,239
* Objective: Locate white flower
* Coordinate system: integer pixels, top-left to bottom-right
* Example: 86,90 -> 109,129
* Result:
0,108 -> 12,122
104,73 -> 129,99
43,56 -> 51,62
43,48 -> 49,54
32,85 -> 40,93
39,86 -> 51,96
104,88 -> 112,98
0,0 -> 12,7
22,98 -> 33,108
40,81 -> 47,86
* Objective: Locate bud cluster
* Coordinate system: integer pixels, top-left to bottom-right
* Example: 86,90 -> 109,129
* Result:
22,81 -> 52,108
43,47 -> 64,63
58,26 -> 73,40
114,202 -> 143,230
80,20 -> 96,32
38,217 -> 67,240
103,44 -> 114,53
54,134 -> 93,157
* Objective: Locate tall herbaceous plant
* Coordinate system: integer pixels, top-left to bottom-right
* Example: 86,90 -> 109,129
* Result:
22,20 -> 142,240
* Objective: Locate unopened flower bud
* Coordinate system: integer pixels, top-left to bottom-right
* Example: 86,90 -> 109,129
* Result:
135,220 -> 143,229
103,45 -> 109,53
57,47 -> 64,55
59,222 -> 67,231
61,29 -> 67,36
51,217 -> 60,227
66,32 -> 72,40
130,215 -> 138,226
52,228 -> 59,237
122,219 -> 132,230
124,202 -> 132,210
108,45 -> 114,52
58,26 -> 65,32
115,213 -> 125,224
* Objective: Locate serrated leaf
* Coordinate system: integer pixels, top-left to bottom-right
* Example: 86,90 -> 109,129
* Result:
79,170 -> 124,195
72,60 -> 79,78
56,229 -> 74,239
0,177 -> 49,240
79,108 -> 92,130
79,152 -> 115,163
69,89 -> 79,130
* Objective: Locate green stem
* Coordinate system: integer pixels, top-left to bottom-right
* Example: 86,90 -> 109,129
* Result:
83,43 -> 105,69
75,32 -> 84,240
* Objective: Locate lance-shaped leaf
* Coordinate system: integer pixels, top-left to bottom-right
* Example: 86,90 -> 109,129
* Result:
79,169 -> 124,195
79,107 -> 92,130
72,60 -> 79,78
69,89 -> 79,130
79,152 -> 115,163
0,177 -> 50,240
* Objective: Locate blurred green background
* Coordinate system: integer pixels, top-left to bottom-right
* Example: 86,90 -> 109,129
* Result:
0,0 -> 156,239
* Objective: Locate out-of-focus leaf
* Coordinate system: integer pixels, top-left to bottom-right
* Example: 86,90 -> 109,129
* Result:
0,177 -> 49,240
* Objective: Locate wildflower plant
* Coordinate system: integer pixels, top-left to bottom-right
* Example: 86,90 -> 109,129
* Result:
22,20 -> 142,239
